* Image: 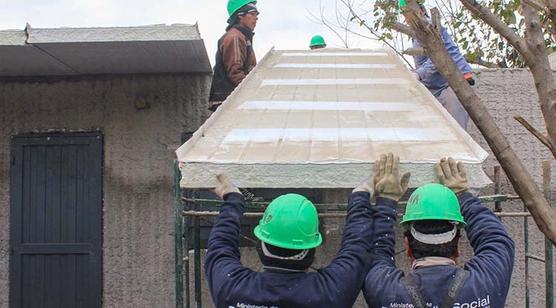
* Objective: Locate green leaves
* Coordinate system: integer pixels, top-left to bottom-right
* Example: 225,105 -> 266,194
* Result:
448,0 -> 528,67
323,0 -> 555,68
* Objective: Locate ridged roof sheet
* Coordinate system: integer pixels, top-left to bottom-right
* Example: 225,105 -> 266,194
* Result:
177,48 -> 490,188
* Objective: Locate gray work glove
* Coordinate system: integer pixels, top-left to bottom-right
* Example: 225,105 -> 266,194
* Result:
212,174 -> 241,199
434,157 -> 468,194
353,176 -> 373,194
373,153 -> 411,201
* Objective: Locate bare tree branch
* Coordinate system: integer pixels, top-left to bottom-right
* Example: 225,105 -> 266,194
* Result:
401,1 -> 556,245
335,0 -> 350,47
392,22 -> 416,37
467,56 -> 499,68
431,7 -> 443,34
523,0 -> 545,11
393,22 -> 499,68
339,0 -> 415,68
403,47 -> 425,56
515,116 -> 556,159
434,0 -> 458,37
307,1 -> 350,48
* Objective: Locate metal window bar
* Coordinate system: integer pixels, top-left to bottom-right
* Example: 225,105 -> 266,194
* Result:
543,161 -> 554,308
174,164 -> 183,308
174,161 -> 555,308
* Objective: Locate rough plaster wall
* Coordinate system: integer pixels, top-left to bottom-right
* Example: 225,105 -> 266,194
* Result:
0,74 -> 211,308
185,69 -> 555,308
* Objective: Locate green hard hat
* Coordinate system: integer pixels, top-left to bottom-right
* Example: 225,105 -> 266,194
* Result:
398,0 -> 425,8
254,193 -> 323,250
310,35 -> 326,48
401,183 -> 466,226
227,0 -> 257,17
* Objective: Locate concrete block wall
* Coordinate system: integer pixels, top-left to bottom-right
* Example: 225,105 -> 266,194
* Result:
0,74 -> 211,308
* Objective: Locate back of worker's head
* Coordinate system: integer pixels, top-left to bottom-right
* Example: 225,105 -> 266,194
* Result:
405,220 -> 460,259
254,193 -> 322,270
401,183 -> 466,260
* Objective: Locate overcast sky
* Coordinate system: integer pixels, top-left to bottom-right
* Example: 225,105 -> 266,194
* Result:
1,0 -> 383,65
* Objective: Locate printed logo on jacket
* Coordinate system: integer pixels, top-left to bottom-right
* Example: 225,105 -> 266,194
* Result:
384,294 -> 491,308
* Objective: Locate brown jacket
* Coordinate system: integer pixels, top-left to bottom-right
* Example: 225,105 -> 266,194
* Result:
220,27 -> 257,86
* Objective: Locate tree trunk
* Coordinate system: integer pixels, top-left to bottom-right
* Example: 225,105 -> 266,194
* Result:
522,5 -> 556,152
402,4 -> 556,245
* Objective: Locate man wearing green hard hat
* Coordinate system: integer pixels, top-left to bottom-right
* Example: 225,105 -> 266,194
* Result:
309,34 -> 326,49
209,0 -> 259,109
204,153 -> 406,307
363,156 -> 515,307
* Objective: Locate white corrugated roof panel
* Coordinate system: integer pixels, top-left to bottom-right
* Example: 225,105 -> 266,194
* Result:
176,48 -> 490,188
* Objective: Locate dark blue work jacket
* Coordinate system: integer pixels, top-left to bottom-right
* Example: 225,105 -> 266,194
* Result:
205,191 -> 379,308
363,192 -> 515,308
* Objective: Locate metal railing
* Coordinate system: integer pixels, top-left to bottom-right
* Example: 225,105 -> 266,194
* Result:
174,161 -> 554,308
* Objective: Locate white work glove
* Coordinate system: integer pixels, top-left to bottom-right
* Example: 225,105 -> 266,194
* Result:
212,174 -> 241,199
374,153 -> 411,201
434,157 -> 468,194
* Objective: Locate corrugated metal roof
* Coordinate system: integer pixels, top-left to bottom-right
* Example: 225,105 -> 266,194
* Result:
176,48 -> 490,189
0,24 -> 211,77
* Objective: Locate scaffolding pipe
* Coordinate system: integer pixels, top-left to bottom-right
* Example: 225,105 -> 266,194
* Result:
494,166 -> 502,213
193,196 -> 202,308
174,162 -> 183,308
181,194 -> 521,208
525,202 -> 530,308
183,192 -> 191,308
526,253 -> 546,263
181,210 -> 532,218
543,161 -> 554,308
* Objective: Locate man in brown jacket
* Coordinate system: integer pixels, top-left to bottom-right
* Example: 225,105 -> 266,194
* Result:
209,0 -> 258,109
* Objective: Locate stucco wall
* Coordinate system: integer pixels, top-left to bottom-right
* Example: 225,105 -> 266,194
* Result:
0,74 -> 211,308
183,69 -> 556,308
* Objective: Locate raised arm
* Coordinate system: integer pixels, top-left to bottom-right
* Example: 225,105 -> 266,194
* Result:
435,158 -> 515,292
320,189 -> 374,277
204,175 -> 246,301
440,26 -> 472,75
321,154 -> 410,302
370,153 -> 411,268
362,154 -> 411,304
